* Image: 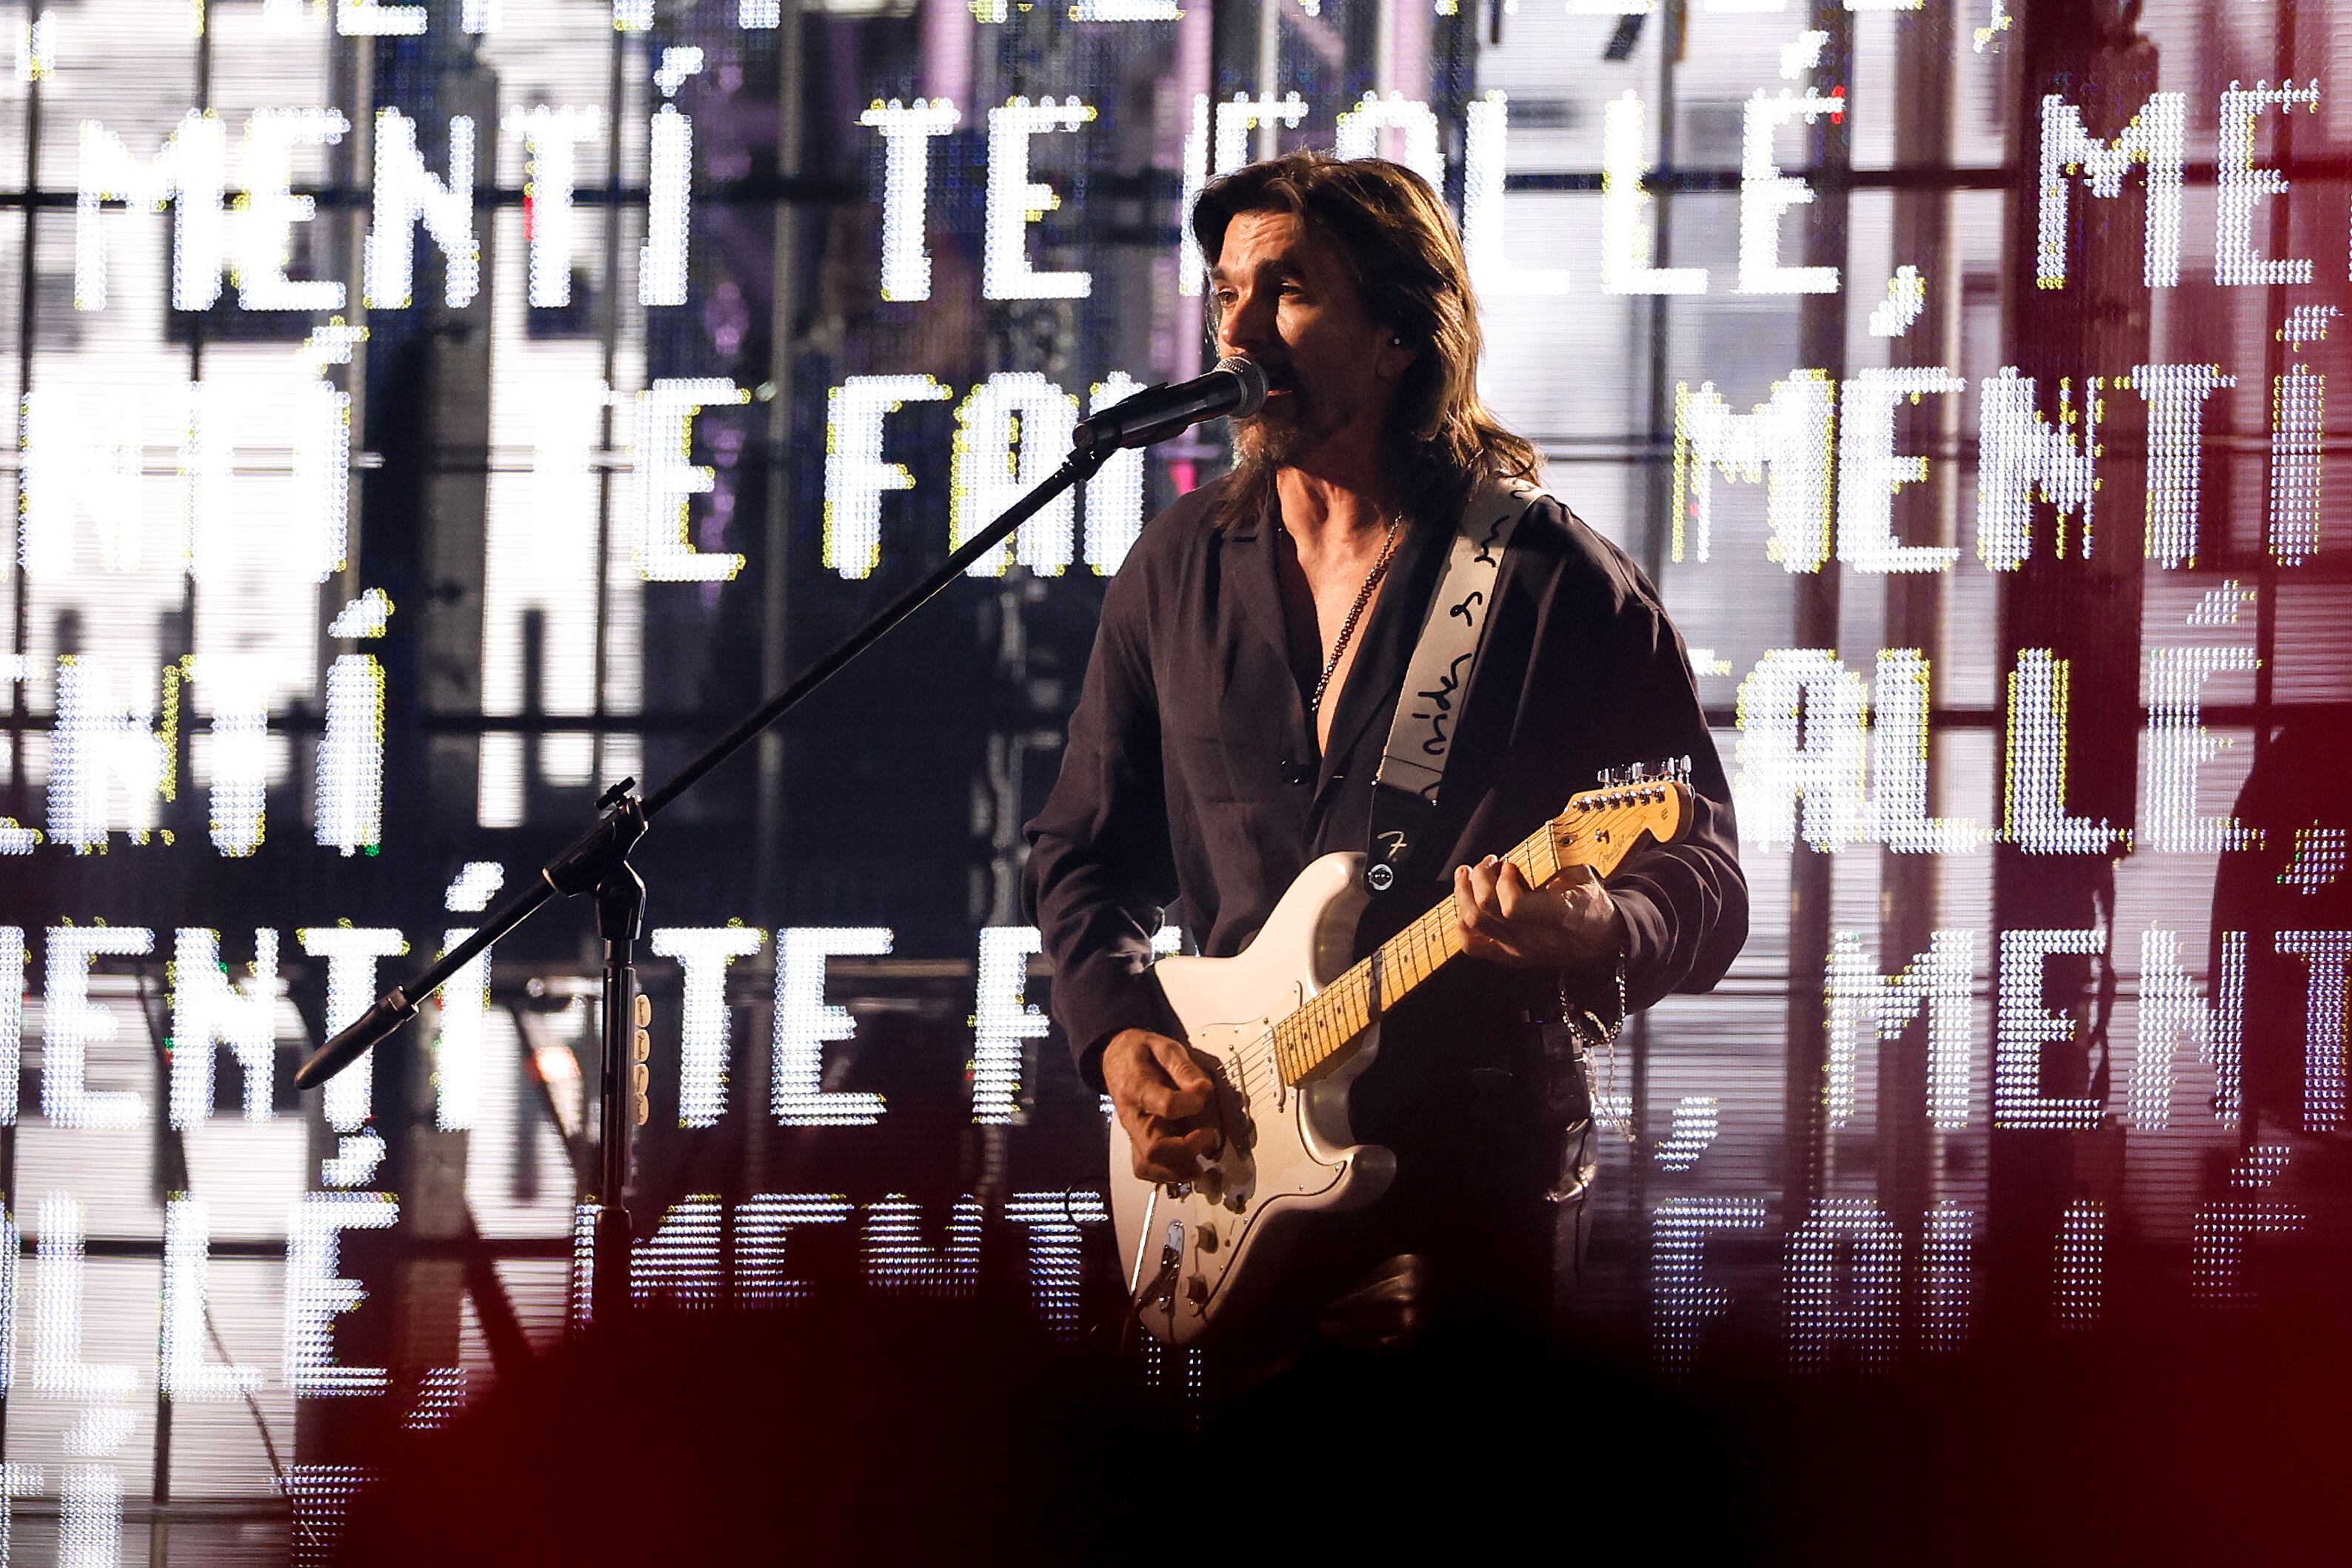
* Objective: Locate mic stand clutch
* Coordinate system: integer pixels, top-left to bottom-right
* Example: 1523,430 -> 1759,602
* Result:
295,438 -> 1117,1328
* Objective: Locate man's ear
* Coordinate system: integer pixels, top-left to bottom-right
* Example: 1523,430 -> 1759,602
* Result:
1374,330 -> 1417,382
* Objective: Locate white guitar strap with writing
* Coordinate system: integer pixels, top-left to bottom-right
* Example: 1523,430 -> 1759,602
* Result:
1363,478 -> 1546,894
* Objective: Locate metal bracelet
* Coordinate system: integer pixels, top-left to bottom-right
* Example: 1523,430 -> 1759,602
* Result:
1557,952 -> 1628,1053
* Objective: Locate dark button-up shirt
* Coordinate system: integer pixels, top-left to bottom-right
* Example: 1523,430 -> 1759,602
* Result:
1021,474 -> 1746,1260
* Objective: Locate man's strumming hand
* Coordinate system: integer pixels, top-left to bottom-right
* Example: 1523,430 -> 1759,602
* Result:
1102,1028 -> 1223,1185
1453,856 -> 1626,972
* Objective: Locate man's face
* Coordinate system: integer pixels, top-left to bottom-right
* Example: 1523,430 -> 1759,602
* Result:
1209,209 -> 1395,469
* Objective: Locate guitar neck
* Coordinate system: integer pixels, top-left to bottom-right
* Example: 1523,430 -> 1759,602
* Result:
1270,818 -> 1571,1088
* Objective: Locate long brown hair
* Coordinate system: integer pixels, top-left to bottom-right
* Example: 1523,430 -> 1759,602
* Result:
1192,150 -> 1541,521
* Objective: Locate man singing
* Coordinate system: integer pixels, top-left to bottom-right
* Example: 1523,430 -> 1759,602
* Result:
1024,152 -> 1746,1353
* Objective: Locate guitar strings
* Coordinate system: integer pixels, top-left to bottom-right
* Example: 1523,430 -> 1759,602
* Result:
1203,797 -> 1654,1106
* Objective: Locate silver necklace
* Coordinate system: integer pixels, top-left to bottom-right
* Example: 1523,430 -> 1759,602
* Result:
1306,515 -> 1404,720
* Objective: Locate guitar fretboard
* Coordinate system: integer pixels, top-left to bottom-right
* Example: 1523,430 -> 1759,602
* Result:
1269,817 -> 1571,1087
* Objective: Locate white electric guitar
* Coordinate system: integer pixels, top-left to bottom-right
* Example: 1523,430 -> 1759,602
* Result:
1109,774 -> 1694,1347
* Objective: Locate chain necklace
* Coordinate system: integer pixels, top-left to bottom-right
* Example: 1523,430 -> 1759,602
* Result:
1305,515 -> 1404,720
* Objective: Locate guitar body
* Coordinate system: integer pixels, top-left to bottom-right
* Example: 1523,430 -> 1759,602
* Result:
1107,851 -> 1396,1348
1103,774 -> 1693,1347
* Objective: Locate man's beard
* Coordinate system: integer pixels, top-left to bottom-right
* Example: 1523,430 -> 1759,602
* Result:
1232,386 -> 1346,472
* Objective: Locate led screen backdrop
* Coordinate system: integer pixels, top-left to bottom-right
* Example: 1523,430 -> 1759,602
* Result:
0,0 -> 2348,1558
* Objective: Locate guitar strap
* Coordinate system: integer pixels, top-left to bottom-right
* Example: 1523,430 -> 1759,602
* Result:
1363,478 -> 1546,895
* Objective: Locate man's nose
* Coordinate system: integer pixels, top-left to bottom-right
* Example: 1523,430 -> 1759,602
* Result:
1218,288 -> 1277,357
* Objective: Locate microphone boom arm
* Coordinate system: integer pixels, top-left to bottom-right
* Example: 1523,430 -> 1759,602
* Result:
295,440 -> 1113,1093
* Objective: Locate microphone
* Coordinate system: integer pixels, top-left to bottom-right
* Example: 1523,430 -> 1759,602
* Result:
293,990 -> 418,1090
1074,357 -> 1269,455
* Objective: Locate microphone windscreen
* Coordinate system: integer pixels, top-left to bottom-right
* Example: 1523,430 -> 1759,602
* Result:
1217,356 -> 1269,418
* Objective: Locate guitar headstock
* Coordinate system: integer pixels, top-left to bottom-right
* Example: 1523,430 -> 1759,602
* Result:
1546,771 -> 1696,879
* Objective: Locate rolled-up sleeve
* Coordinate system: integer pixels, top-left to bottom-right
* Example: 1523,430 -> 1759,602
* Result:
1020,556 -> 1187,1090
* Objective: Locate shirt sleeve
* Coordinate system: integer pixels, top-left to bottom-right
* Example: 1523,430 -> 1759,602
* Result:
1020,548 -> 1187,1092
1560,528 -> 1750,1017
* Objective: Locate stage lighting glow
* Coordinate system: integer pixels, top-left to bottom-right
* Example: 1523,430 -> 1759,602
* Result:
1837,366 -> 1965,573
972,927 -> 1050,1126
510,107 -> 601,309
337,0 -> 427,34
983,98 -> 1097,301
2142,646 -> 2259,853
1785,1199 -> 1900,1374
1670,372 -> 1834,570
861,99 -> 960,304
316,654 -> 385,857
1084,374 -> 1147,574
2275,931 -> 2350,1133
1994,927 -> 2106,1131
1825,929 -> 1976,1132
1734,649 -> 1868,851
771,928 -> 890,1126
2052,1199 -> 2104,1330
736,1194 -> 852,1305
633,1195 -> 726,1307
433,928 -> 489,1132
236,110 -> 350,311
2127,363 -> 2231,568
2214,81 -> 2318,287
952,375 -> 1080,577
162,1198 -> 266,1399
1737,90 -> 1843,295
364,109 -> 480,310
284,1193 -> 399,1396
2268,364 -> 2322,566
1601,91 -> 1705,295
2036,91 -> 2185,289
635,379 -> 752,582
1871,651 -> 1987,854
43,927 -> 153,1130
1651,1198 -> 1768,1377
650,926 -> 766,1128
168,927 -> 279,1128
1005,1191 -> 1107,1341
75,110 -> 227,313
2131,928 -> 2245,1132
863,1196 -> 982,1296
196,658 -> 270,857
823,375 -> 953,578
1334,93 -> 1443,192
1462,93 -> 1573,298
641,102 -> 695,306
2002,650 -> 2117,854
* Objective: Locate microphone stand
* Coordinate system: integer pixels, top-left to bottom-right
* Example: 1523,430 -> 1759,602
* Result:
296,438 -> 1115,1330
